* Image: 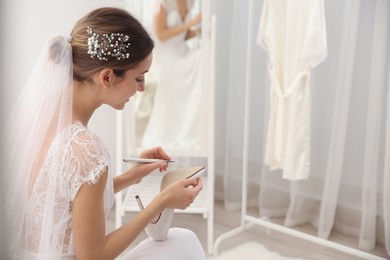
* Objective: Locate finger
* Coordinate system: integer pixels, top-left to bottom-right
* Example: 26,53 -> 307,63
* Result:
161,163 -> 169,172
159,164 -> 168,172
181,178 -> 197,188
155,146 -> 171,160
143,161 -> 168,173
143,146 -> 171,161
195,177 -> 203,186
193,178 -> 203,192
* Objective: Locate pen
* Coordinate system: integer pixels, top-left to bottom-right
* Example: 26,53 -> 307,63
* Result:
123,158 -> 175,164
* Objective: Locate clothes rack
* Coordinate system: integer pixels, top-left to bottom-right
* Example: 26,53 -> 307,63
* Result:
212,0 -> 387,259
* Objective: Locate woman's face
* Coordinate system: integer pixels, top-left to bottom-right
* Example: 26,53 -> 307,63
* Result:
108,53 -> 153,110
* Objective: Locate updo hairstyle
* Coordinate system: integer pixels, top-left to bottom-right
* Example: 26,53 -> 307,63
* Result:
70,7 -> 154,81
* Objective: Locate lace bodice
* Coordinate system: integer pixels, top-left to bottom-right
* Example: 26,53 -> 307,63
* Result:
25,121 -> 114,255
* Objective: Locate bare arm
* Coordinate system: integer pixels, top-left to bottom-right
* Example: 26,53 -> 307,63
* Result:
154,4 -> 201,42
72,169 -> 203,260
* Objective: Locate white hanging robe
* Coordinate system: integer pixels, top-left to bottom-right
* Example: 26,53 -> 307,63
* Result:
257,0 -> 327,180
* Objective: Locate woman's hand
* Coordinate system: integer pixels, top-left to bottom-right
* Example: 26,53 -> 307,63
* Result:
190,13 -> 202,27
114,146 -> 172,192
185,13 -> 201,40
158,178 -> 203,210
130,146 -> 172,182
139,146 -> 171,171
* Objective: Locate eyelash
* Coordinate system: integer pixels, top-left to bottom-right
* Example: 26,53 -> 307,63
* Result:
136,78 -> 144,83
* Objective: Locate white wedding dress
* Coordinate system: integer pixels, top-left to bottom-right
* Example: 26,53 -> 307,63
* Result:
24,121 -> 114,258
24,121 -> 205,259
8,33 -> 205,260
141,0 -> 202,149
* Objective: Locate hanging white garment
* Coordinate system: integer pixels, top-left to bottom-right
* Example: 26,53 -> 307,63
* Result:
257,0 -> 327,180
141,0 -> 202,149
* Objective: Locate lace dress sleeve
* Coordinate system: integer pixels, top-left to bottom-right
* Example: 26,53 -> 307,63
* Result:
68,129 -> 110,201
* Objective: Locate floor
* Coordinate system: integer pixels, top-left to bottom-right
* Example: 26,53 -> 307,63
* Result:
106,199 -> 389,260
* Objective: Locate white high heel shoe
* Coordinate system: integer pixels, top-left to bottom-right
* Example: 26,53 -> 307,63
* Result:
136,167 -> 205,241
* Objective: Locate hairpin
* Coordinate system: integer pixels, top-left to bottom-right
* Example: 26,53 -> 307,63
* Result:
87,27 -> 131,61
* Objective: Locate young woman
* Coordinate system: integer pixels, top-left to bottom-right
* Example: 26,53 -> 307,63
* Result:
6,7 -> 205,260
141,0 -> 203,149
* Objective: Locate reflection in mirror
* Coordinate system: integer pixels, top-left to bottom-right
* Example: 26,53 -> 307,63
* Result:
132,0 -> 204,151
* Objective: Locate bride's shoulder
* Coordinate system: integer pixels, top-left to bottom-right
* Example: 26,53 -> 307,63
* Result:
55,121 -> 107,154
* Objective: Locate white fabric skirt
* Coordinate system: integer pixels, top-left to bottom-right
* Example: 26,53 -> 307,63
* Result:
23,228 -> 205,259
120,228 -> 206,260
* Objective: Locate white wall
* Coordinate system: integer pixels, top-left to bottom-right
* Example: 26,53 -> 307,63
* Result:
2,0 -> 131,177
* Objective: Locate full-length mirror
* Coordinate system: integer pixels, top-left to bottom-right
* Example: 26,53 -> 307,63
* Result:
123,0 -> 210,156
117,0 -> 216,254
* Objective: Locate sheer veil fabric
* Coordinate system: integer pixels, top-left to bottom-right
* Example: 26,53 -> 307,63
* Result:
5,35 -> 74,259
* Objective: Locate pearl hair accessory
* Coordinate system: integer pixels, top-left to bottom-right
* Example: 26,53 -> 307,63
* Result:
87,27 -> 131,61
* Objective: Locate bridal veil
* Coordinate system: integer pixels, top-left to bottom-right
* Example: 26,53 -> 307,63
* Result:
5,35 -> 73,259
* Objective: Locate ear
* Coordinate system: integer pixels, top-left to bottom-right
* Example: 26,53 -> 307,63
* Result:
98,68 -> 114,88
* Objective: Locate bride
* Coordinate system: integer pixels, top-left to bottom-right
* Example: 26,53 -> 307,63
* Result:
5,7 -> 205,260
141,0 -> 203,149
